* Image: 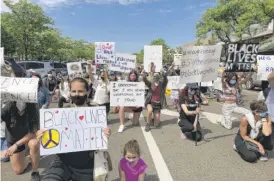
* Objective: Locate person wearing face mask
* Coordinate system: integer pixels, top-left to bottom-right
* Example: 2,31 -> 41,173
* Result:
118,70 -> 143,133
119,140 -> 147,181
87,63 -> 111,115
265,73 -> 274,149
43,71 -> 58,103
36,77 -> 111,180
218,72 -> 254,130
234,100 -> 272,162
109,71 -> 117,82
1,59 -> 41,180
116,72 -> 124,82
31,73 -> 50,109
178,85 -> 202,141
58,74 -> 71,108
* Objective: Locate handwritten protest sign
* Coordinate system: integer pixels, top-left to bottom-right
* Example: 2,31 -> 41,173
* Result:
174,54 -> 182,66
0,47 -> 4,66
40,106 -> 108,156
0,77 -> 39,103
213,78 -> 223,91
224,43 -> 258,72
67,62 -> 83,76
257,55 -> 274,81
201,81 -> 213,87
110,82 -> 145,107
167,76 -> 186,89
180,45 -> 222,84
95,42 -> 115,64
109,53 -> 136,73
144,45 -> 163,72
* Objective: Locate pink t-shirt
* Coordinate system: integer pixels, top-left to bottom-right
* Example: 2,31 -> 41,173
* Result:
120,158 -> 147,181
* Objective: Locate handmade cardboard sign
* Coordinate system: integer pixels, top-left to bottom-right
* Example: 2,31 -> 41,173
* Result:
180,45 -> 222,84
110,82 -> 145,107
67,62 -> 83,76
257,55 -> 274,81
167,76 -> 186,89
0,77 -> 39,103
109,53 -> 136,73
224,43 -> 258,72
95,42 -> 115,64
174,54 -> 182,66
144,45 -> 163,72
39,106 -> 108,156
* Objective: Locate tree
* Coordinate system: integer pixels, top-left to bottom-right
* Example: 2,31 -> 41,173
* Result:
2,0 -> 54,60
196,0 -> 274,43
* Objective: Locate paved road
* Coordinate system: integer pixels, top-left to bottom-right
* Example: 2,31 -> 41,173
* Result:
1,90 -> 274,181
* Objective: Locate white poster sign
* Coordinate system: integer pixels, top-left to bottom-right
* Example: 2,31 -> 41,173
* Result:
174,54 -> 182,66
213,77 -> 223,91
109,53 -> 136,73
0,77 -> 39,103
67,62 -> 83,76
257,55 -> 274,81
110,82 -> 145,107
144,45 -> 163,72
180,45 -> 222,84
167,76 -> 186,89
39,106 -> 108,156
201,81 -> 213,87
0,47 -> 4,66
95,42 -> 115,64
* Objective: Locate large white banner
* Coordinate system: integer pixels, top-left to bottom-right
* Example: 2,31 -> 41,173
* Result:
180,45 -> 222,84
40,106 -> 108,156
110,82 -> 145,107
67,62 -> 83,76
167,76 -> 186,89
0,77 -> 39,103
109,53 -> 136,73
174,54 -> 182,66
257,55 -> 274,81
95,42 -> 115,64
144,45 -> 163,72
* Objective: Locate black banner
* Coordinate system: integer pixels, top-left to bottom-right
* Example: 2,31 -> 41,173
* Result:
223,43 -> 259,72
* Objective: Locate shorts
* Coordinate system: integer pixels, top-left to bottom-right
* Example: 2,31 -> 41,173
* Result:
6,133 -> 26,154
151,101 -> 162,113
1,138 -> 8,151
132,107 -> 143,113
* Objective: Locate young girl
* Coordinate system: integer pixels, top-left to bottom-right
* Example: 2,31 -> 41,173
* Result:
119,140 -> 147,181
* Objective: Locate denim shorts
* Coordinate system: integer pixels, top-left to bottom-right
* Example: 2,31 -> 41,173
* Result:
1,138 -> 8,151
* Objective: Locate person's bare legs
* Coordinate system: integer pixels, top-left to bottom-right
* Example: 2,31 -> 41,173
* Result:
28,138 -> 40,171
146,104 -> 153,124
10,150 -> 29,175
153,112 -> 161,127
118,107 -> 132,132
132,112 -> 141,125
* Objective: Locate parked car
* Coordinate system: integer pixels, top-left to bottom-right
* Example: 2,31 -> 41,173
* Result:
50,62 -> 67,74
17,61 -> 56,78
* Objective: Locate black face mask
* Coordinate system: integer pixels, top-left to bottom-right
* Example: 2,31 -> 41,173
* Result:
71,95 -> 87,106
101,77 -> 105,81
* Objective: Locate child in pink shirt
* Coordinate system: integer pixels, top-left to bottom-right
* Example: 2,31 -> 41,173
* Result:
119,140 -> 147,181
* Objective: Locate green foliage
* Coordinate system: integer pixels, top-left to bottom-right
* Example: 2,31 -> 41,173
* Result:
196,0 -> 274,43
1,0 -> 95,62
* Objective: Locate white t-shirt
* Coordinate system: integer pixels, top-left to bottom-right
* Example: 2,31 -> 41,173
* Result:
60,81 -> 70,100
93,80 -> 110,105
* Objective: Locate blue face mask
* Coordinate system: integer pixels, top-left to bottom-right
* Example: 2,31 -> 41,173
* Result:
259,112 -> 268,118
229,80 -> 236,85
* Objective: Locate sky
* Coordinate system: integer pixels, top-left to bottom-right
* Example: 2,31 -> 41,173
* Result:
1,0 -> 217,53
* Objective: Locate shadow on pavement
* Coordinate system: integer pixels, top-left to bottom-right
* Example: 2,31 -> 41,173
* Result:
197,133 -> 238,146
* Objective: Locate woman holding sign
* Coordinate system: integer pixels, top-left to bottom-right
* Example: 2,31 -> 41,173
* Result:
37,77 -> 111,181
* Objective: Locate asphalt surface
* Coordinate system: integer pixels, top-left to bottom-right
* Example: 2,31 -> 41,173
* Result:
1,90 -> 274,181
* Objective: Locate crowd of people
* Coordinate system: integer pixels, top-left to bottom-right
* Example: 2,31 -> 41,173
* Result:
0,58 -> 273,181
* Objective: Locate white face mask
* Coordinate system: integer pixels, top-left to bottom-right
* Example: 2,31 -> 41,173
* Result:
16,101 -> 26,112
125,157 -> 139,163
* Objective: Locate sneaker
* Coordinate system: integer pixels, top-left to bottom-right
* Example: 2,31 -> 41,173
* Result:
180,131 -> 187,139
259,153 -> 268,162
145,123 -> 151,132
31,171 -> 40,181
118,125 -> 125,133
233,144 -> 238,151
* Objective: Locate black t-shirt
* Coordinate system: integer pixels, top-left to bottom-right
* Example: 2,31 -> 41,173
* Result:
58,150 -> 94,169
1,102 -> 39,144
46,78 -> 57,91
179,96 -> 198,122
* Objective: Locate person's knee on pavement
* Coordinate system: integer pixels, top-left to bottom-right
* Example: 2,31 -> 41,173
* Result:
28,138 -> 39,152
242,153 -> 258,163
13,165 -> 26,175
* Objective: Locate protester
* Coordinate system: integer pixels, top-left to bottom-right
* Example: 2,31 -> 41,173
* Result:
43,71 -> 59,102
119,140 -> 147,181
1,59 -> 40,180
109,71 -> 117,82
1,122 -> 9,162
58,74 -> 70,108
37,77 -> 111,181
178,85 -> 202,141
266,72 -> 274,149
143,63 -> 169,132
218,72 -> 254,129
234,100 -> 272,162
31,73 -> 50,109
118,70 -> 143,133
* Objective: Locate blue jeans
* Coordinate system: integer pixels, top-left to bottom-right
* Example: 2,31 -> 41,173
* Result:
1,137 -> 8,151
